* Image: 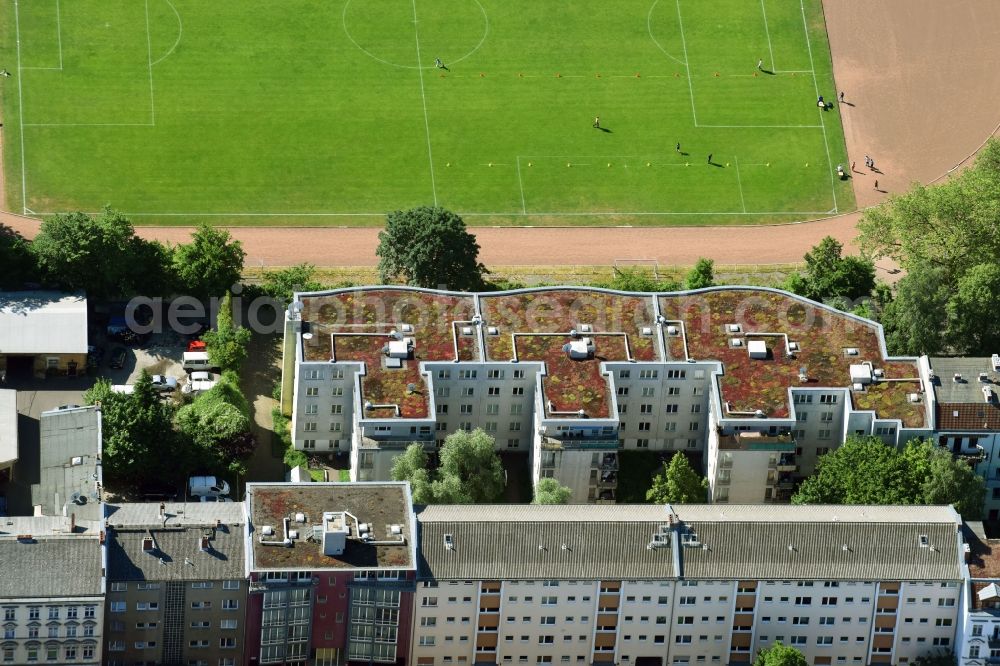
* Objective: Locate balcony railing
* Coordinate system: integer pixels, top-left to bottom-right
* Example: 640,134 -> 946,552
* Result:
541,437 -> 620,451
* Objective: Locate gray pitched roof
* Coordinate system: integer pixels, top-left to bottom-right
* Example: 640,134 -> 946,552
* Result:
417,505 -> 676,580
0,536 -> 103,597
415,504 -> 963,582
105,503 -> 246,582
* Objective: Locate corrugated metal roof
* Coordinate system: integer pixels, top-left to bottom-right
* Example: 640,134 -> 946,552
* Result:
418,518 -> 675,581
0,389 -> 16,465
679,520 -> 961,581
0,536 -> 103,597
417,504 -> 672,523
31,406 -> 102,521
674,504 -> 961,524
0,291 -> 88,354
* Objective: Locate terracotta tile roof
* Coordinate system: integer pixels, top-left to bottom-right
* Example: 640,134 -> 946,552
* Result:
936,403 -> 1000,431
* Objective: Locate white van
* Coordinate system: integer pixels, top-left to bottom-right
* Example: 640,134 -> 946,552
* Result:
188,475 -> 231,498
182,351 -> 213,371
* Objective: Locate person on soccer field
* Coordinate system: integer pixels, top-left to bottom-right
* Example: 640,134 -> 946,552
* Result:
757,59 -> 763,70
593,116 -> 600,128
434,58 -> 444,69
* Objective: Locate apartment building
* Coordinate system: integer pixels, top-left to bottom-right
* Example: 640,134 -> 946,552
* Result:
958,521 -> 1000,665
243,482 -> 417,665
0,515 -> 105,665
103,502 -> 247,666
411,504 -> 964,666
281,286 -> 938,504
32,405 -> 103,521
927,356 -> 1000,519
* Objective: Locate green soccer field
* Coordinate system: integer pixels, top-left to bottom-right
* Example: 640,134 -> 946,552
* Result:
0,0 -> 854,226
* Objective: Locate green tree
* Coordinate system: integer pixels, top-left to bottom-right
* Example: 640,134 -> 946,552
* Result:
376,207 -> 487,289
782,236 -> 876,302
753,642 -> 808,666
258,263 -> 326,302
390,430 -> 505,504
433,429 -> 505,503
684,258 -> 715,290
947,262 -> 1000,355
533,478 -> 572,504
83,371 -> 178,485
857,138 -> 1000,280
172,224 -> 245,299
31,207 -> 168,298
176,371 -> 254,471
912,652 -> 956,666
391,444 -> 434,504
0,225 -> 36,289
878,268 -> 950,355
203,293 -> 252,373
646,453 -> 707,504
793,436 -> 985,518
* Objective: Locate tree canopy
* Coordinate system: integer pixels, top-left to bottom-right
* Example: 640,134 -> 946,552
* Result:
783,236 -> 876,302
646,453 -> 708,504
0,225 -> 36,290
391,429 -> 505,503
857,139 -> 1000,355
83,371 -> 178,485
203,293 -> 252,372
596,268 -> 680,292
792,436 -> 985,518
533,478 -> 572,504
684,258 -> 716,290
172,224 -> 245,299
175,370 -> 254,474
31,207 -> 171,298
753,642 -> 808,666
376,207 -> 487,290
256,263 -> 327,302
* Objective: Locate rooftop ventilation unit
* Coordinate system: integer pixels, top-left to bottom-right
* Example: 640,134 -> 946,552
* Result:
390,524 -> 403,535
401,324 -> 413,333
142,536 -> 155,552
908,393 -> 921,404
200,536 -> 210,552
71,456 -> 83,466
666,325 -> 679,336
461,327 -> 473,336
798,366 -> 808,383
444,533 -> 455,550
262,525 -> 275,537
487,327 -> 499,336
984,387 -> 994,404
579,324 -> 592,333
873,368 -> 885,379
730,339 -> 744,348
980,373 -> 990,383
747,340 -> 767,359
849,364 -> 874,385
993,354 -> 1000,371
727,324 -> 741,333
641,326 -> 653,336
844,348 -> 859,356
788,341 -> 800,352
954,373 -> 963,383
322,512 -> 349,556
295,513 -> 306,524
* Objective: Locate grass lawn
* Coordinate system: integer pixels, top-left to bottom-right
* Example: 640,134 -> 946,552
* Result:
1,0 -> 853,226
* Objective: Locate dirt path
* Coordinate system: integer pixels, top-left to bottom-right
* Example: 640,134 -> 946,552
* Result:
4,0 -> 999,267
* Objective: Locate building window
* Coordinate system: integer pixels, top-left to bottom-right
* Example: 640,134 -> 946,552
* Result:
110,602 -> 126,613
220,638 -> 236,649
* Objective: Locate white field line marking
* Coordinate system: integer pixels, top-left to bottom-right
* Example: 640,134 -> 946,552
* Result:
515,157 -> 527,214
55,0 -> 63,69
799,0 -> 837,212
150,0 -> 183,66
44,210 -> 835,217
24,122 -> 155,127
14,0 -> 29,213
646,0 -> 687,68
760,0 -> 775,71
143,0 -> 156,125
22,0 -> 64,70
410,0 -> 438,206
696,124 -> 822,129
734,156 -> 747,213
674,0 -> 698,126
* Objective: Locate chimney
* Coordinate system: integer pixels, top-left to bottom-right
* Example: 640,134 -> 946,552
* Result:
142,536 -> 154,552
70,512 -> 76,533
159,502 -> 166,519
200,536 -> 211,552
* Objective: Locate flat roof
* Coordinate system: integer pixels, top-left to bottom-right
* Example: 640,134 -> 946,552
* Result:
247,482 -> 415,571
480,290 -> 659,419
299,289 -> 479,419
0,291 -> 88,355
31,406 -> 102,521
930,357 -> 1000,431
659,290 -> 926,426
0,389 -> 17,466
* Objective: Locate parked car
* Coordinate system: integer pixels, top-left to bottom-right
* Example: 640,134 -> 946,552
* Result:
150,375 -> 178,392
182,371 -> 217,394
109,347 -> 128,369
187,340 -> 207,352
188,475 -> 230,498
86,345 -> 104,368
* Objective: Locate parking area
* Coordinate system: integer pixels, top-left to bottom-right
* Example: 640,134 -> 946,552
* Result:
92,330 -> 190,387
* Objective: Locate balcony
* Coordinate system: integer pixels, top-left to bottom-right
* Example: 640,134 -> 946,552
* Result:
361,436 -> 434,450
598,453 -> 619,471
717,431 -> 795,452
541,437 -> 620,451
771,454 -> 796,472
596,471 -> 618,488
